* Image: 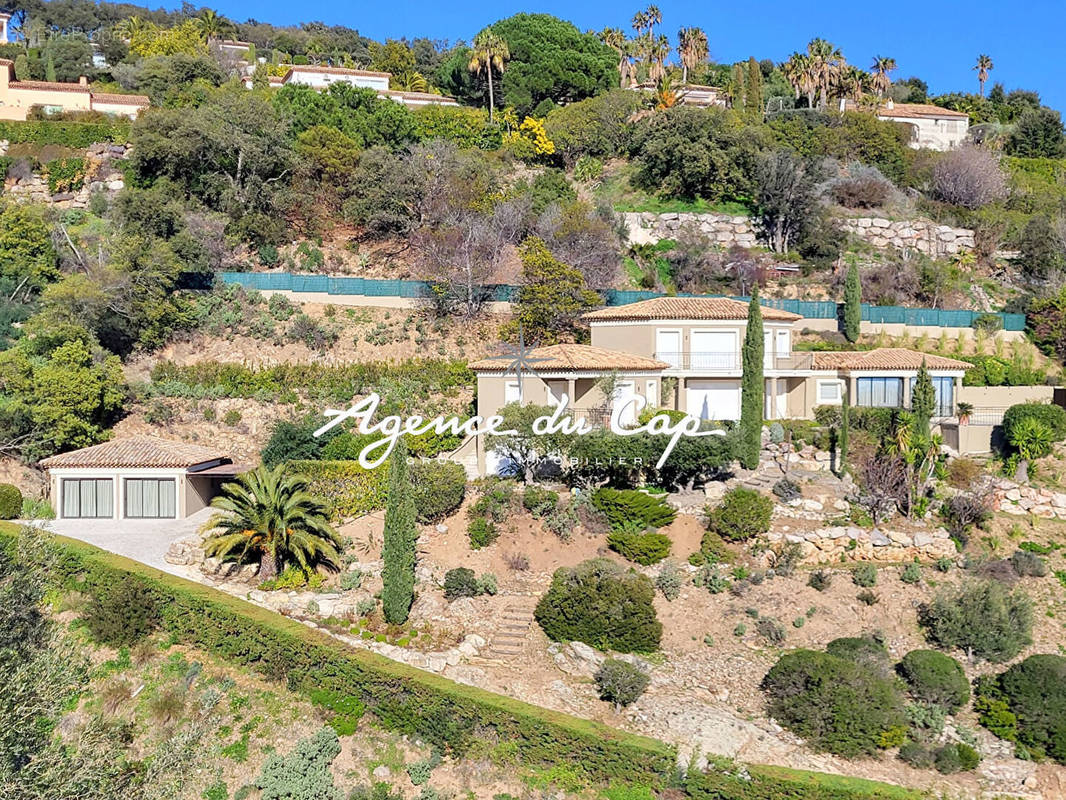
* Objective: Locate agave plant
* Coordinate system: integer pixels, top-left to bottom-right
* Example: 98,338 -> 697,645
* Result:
201,465 -> 342,582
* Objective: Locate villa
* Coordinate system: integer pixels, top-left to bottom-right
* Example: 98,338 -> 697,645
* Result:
40,435 -> 245,520
0,12 -> 9,43
844,99 -> 970,151
470,297 -> 972,475
0,59 -> 149,121
244,64 -> 459,108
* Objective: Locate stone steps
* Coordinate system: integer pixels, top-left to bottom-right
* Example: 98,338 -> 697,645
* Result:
484,600 -> 537,660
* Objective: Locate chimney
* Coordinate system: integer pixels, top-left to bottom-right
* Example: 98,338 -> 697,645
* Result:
79,76 -> 88,86
885,99 -> 894,110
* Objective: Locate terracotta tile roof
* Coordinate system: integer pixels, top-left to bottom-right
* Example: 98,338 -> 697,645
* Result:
880,103 -> 969,119
0,58 -> 13,66
812,348 -> 973,371
584,297 -> 801,322
10,80 -> 90,94
470,344 -> 668,372
40,435 -> 227,469
379,89 -> 458,103
285,64 -> 390,78
91,92 -> 149,105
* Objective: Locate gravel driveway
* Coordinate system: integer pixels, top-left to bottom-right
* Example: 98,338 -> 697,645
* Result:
37,507 -> 213,575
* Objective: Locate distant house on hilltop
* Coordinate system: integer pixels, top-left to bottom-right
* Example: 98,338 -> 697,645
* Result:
0,12 -> 10,43
844,99 -> 970,151
628,81 -> 726,108
244,63 -> 459,109
0,59 -> 149,121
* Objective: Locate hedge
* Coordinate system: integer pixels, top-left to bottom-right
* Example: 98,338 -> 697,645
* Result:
0,119 -> 132,147
1,526 -> 926,800
289,460 -> 387,519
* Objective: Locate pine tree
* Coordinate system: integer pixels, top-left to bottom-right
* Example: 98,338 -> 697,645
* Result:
912,360 -> 935,438
838,384 -> 850,474
740,287 -> 765,470
843,262 -> 862,343
381,438 -> 416,624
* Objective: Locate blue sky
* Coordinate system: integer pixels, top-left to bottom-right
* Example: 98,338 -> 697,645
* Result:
214,0 -> 1066,112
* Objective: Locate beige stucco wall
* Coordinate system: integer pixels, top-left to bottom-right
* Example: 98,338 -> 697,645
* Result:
89,100 -> 143,118
2,86 -> 92,120
957,385 -> 1056,407
590,320 -> 796,367
185,475 -> 216,516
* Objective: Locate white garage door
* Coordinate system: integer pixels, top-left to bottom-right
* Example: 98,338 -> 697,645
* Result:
686,381 -> 741,421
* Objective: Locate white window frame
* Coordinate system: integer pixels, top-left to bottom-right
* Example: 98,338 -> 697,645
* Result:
816,379 -> 843,405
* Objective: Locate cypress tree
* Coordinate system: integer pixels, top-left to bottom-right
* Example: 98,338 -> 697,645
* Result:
843,262 -> 862,343
44,51 -> 56,83
730,63 -> 746,114
912,360 -> 935,438
745,56 -> 763,120
740,287 -> 765,470
381,438 -> 416,624
839,384 -> 850,474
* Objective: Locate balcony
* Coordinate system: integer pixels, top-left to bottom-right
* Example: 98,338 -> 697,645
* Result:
654,352 -> 815,371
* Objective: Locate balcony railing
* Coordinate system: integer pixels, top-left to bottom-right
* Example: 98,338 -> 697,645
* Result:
654,351 -> 815,371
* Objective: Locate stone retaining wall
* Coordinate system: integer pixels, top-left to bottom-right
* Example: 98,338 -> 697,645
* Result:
0,141 -> 127,209
993,479 -> 1066,519
622,210 -> 977,258
838,216 -> 975,256
765,518 -> 958,565
622,211 -> 757,248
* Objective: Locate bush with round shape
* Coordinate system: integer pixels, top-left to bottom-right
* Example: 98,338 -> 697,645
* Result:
83,579 -> 160,646
1002,403 -> 1066,444
594,658 -> 650,709
467,517 -> 498,550
522,485 -> 558,518
1010,549 -> 1047,577
607,529 -> 672,566
0,483 -> 23,519
898,740 -> 934,769
592,488 -> 675,531
410,461 -> 466,523
995,654 -> 1066,763
705,488 -> 772,543
852,563 -> 878,588
761,649 -> 907,757
826,636 -> 891,672
807,569 -> 832,591
934,742 -> 980,774
535,558 -> 662,653
900,563 -> 922,585
443,567 -> 478,600
897,650 -> 969,712
918,580 -> 1033,663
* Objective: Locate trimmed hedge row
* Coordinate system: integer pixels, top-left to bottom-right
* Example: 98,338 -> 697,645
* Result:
2,527 -> 925,800
289,459 -> 387,519
16,529 -> 674,785
0,119 -> 132,147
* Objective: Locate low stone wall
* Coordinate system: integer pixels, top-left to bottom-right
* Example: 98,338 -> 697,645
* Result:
993,478 -> 1066,519
622,211 -> 757,247
1,141 -> 127,209
765,519 -> 958,565
838,216 -> 975,257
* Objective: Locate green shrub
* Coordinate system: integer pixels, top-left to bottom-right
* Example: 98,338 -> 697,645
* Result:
761,649 -> 907,757
1010,549 -> 1048,577
471,480 -> 516,522
475,573 -> 498,596
339,570 -> 363,591
1003,403 -> 1066,444
825,636 -> 890,670
898,741 -> 934,769
0,119 -> 131,147
975,694 -> 1019,741
406,751 -> 441,785
595,658 -> 650,708
607,529 -> 672,566
807,570 -> 832,591
535,558 -> 662,653
897,650 -> 969,711
655,561 -> 682,601
44,157 -> 85,194
83,578 -> 160,646
522,485 -> 559,518
705,488 -> 772,543
308,689 -> 365,736
0,484 -> 23,519
918,580 -> 1033,663
258,727 -> 341,798
852,563 -> 878,588
410,461 -> 466,522
467,517 -> 498,549
994,654 -> 1066,763
900,563 -> 921,585
443,567 -> 479,600
933,742 -> 979,773
289,460 -> 387,520
592,488 -> 676,532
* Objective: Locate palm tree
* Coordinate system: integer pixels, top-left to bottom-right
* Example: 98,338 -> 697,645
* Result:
647,33 -> 670,83
469,28 -> 510,123
195,9 -> 236,41
677,27 -> 708,84
655,74 -> 678,109
393,71 -> 429,93
601,27 -> 635,88
838,64 -> 868,104
114,16 -> 155,43
974,54 -> 994,96
783,51 -> 817,107
631,9 -> 649,36
869,56 -> 896,98
201,465 -> 343,582
806,38 -> 843,109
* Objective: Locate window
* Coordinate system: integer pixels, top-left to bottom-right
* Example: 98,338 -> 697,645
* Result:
817,380 -> 842,404
856,377 -> 904,408
61,478 -> 113,518
911,376 -> 954,417
124,478 -> 177,519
